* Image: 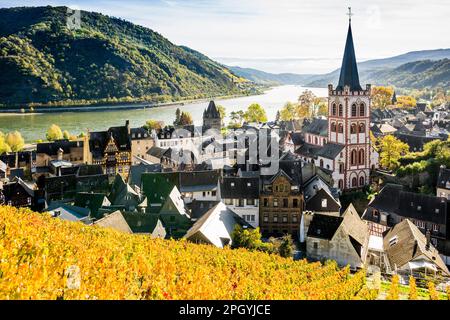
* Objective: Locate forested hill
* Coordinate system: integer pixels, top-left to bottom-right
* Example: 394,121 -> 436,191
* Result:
0,6 -> 249,107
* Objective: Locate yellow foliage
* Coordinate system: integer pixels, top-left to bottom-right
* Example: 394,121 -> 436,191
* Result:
0,206 -> 370,300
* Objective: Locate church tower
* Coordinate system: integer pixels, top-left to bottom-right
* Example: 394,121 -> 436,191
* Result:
203,100 -> 222,131
327,8 -> 377,190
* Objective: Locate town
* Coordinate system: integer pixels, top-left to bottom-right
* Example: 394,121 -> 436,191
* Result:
1,10 -> 450,298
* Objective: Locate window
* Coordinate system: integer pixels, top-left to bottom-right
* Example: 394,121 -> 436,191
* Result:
282,215 -> 288,223
350,123 -> 357,134
352,177 -> 357,187
359,176 -> 365,186
338,123 -> 344,133
230,182 -> 235,187
321,199 -> 327,208
435,208 -> 440,214
359,149 -> 365,165
373,210 -> 379,218
351,150 -> 357,166
263,198 -> 268,207
273,198 -> 279,207
247,198 -> 255,206
225,198 -> 233,205
351,104 -> 357,117
315,137 -> 318,145
273,215 -> 278,223
332,103 -> 337,116
283,198 -> 288,207
389,236 -> 398,247
331,122 -> 336,132
338,179 -> 344,190
313,242 -> 318,249
339,163 -> 344,174
433,224 -> 439,232
293,199 -> 298,207
238,198 -> 245,207
212,191 -> 216,196
250,215 -> 255,222
320,159 -> 324,167
292,215 -> 298,223
338,104 -> 343,117
359,103 -> 365,117
203,191 -> 206,197
263,215 -> 269,222
417,206 -> 422,211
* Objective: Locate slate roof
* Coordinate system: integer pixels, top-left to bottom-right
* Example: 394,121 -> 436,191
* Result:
122,211 -> 164,234
77,164 -> 104,177
336,23 -> 362,91
47,204 -> 91,224
89,122 -> 131,158
146,146 -> 167,158
316,143 -> 345,160
203,100 -> 221,119
74,192 -> 110,219
179,170 -> 220,192
383,219 -> 449,275
0,151 -> 36,167
93,211 -> 132,234
437,167 -> 450,189
220,176 -> 259,199
295,143 -> 322,159
307,214 -> 343,240
302,118 -> 328,137
369,184 -> 448,224
130,127 -> 150,140
187,200 -> 220,220
37,139 -> 83,156
128,163 -> 162,188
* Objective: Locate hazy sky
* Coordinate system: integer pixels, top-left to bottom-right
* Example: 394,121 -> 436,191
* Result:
2,0 -> 449,73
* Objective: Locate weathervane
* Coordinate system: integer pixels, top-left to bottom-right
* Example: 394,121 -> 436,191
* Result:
347,7 -> 353,23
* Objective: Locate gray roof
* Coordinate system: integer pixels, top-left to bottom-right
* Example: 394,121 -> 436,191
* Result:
316,143 -> 345,160
302,118 -> 328,137
94,211 -> 132,234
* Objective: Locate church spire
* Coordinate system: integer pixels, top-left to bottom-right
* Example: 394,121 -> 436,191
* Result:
336,7 -> 362,91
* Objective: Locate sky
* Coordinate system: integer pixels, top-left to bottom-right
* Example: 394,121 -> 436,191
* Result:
1,0 -> 449,74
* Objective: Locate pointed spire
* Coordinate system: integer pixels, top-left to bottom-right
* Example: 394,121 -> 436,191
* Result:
336,11 -> 362,92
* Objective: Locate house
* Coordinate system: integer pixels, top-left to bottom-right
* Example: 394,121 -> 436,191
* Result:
303,175 -> 341,216
1,178 -> 35,208
108,174 -> 144,212
259,169 -> 304,237
383,219 -> 449,276
0,159 -> 7,180
128,163 -> 162,192
36,138 -> 88,167
141,171 -> 179,213
364,184 -> 450,263
179,170 -> 220,203
184,202 -> 252,248
306,204 -> 369,269
371,123 -> 397,138
145,146 -> 167,164
93,211 -> 132,234
158,186 -> 192,238
219,176 -> 259,228
47,203 -> 91,224
74,192 -> 111,219
88,120 -> 132,178
0,151 -> 36,176
436,166 -> 450,200
130,127 -> 154,164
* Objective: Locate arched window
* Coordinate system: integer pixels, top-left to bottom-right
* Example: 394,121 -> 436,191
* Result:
359,123 -> 365,133
359,176 -> 365,186
350,123 -> 357,134
315,137 -> 318,145
338,179 -> 344,190
351,149 -> 357,165
331,122 -> 336,132
359,103 -> 365,117
332,103 -> 337,116
320,159 -> 324,167
338,104 -> 343,117
351,104 -> 357,117
352,177 -> 357,187
339,163 -> 344,174
338,123 -> 344,133
359,149 -> 365,165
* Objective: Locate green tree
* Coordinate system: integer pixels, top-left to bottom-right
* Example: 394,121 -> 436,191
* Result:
179,111 -> 193,126
277,235 -> 294,258
244,103 -> 267,123
279,102 -> 296,121
174,108 -> 181,126
379,135 -> 409,170
46,124 -> 63,141
5,131 -> 25,152
231,225 -> 275,253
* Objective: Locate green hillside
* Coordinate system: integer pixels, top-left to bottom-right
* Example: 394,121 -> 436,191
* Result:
0,6 -> 249,107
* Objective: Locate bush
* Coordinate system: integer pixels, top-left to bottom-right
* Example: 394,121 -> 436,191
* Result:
387,275 -> 400,300
408,276 -> 418,300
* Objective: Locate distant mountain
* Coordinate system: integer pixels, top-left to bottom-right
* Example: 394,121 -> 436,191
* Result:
228,66 -> 315,86
230,49 -> 450,90
0,6 -> 248,106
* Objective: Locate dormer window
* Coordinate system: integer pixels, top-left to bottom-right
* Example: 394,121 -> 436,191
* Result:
247,182 -> 251,187
321,199 -> 327,208
435,208 -> 440,214
230,182 -> 235,187
417,206 -> 422,211
389,236 -> 398,247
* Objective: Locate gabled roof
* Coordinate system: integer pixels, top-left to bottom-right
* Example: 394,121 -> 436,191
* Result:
184,202 -> 252,248
108,174 -> 140,208
307,214 -> 343,240
336,23 -> 362,91
93,211 -> 132,234
74,192 -> 110,219
160,186 -> 190,219
47,203 -> 91,224
77,164 -> 104,176
383,219 -> 449,275
146,146 -> 167,158
302,118 -> 328,137
179,170 -> 220,192
187,200 -> 221,220
316,143 -> 345,160
89,122 -> 131,158
220,176 -> 259,199
128,163 -> 162,188
37,139 -> 83,156
437,167 -> 450,189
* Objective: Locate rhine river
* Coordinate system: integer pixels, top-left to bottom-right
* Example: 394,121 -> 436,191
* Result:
0,85 -> 327,142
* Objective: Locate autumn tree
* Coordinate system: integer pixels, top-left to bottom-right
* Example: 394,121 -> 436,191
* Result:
408,276 -> 417,300
371,86 -> 394,109
217,105 -> 226,119
279,102 -> 297,121
0,132 -> 12,155
315,100 -> 328,117
379,135 -> 409,170
46,124 -> 63,141
5,131 -> 25,152
387,274 -> 400,300
428,282 -> 439,300
277,235 -> 294,258
144,119 -> 164,131
63,130 -> 70,140
396,96 -> 417,109
244,103 -> 268,123
179,111 -> 193,126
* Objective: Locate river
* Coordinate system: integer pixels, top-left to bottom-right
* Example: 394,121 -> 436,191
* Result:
0,85 -> 327,142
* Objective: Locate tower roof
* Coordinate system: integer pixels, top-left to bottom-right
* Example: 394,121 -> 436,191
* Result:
203,100 -> 221,119
336,23 -> 362,91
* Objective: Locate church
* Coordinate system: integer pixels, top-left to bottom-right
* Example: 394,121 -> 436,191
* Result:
297,14 -> 379,191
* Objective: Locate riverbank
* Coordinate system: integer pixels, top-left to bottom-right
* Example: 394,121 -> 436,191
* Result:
0,90 -> 266,115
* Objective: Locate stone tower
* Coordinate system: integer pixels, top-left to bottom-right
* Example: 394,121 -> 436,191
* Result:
203,100 -> 222,131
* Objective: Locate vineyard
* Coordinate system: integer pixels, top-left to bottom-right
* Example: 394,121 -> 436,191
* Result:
0,206 -> 373,300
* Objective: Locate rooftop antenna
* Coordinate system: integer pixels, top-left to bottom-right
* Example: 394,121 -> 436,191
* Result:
347,6 -> 354,24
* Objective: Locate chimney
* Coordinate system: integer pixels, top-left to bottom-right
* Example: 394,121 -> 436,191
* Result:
126,120 -> 131,135
57,148 -> 64,161
425,229 -> 431,250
